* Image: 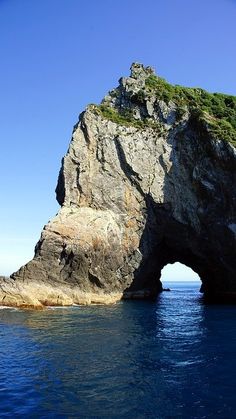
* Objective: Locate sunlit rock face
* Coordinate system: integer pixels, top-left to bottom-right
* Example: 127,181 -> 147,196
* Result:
1,63 -> 236,307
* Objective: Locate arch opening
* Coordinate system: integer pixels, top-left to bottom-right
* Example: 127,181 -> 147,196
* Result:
161,262 -> 201,291
123,193 -> 233,301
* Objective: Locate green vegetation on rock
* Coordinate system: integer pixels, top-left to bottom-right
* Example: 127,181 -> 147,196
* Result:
145,75 -> 236,145
92,72 -> 236,145
96,104 -> 143,128
94,104 -> 162,130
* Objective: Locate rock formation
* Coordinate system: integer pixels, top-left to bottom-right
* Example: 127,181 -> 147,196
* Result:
1,63 -> 236,308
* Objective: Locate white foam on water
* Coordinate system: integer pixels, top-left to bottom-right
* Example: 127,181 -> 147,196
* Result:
46,305 -> 81,310
0,306 -> 19,311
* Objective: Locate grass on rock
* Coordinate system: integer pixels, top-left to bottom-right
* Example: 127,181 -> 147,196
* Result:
92,74 -> 236,145
145,75 -> 236,145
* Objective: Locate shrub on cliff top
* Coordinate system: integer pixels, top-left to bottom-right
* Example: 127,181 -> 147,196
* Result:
145,75 -> 236,145
94,104 -> 163,131
93,73 -> 236,145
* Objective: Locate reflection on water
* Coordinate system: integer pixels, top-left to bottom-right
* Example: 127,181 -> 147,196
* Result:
1,282 -> 236,417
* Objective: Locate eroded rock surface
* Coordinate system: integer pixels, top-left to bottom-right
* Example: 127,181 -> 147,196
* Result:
1,63 -> 236,307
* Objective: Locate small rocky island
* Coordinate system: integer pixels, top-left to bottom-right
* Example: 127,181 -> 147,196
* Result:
1,63 -> 236,308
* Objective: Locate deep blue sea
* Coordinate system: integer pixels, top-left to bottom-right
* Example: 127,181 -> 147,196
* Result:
1,281 -> 236,418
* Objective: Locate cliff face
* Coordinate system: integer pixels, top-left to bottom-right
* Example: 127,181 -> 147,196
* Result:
1,63 -> 236,307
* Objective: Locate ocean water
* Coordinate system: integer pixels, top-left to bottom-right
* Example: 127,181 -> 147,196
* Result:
1,281 -> 236,418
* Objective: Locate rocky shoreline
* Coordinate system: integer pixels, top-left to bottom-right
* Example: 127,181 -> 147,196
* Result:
0,275 -> 156,309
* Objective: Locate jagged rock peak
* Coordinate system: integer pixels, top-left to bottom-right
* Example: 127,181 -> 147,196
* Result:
130,62 -> 155,80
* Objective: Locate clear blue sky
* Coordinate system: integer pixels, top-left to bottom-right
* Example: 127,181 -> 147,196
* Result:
0,0 -> 235,279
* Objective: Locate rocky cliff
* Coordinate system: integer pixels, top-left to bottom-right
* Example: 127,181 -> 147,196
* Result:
1,63 -> 236,308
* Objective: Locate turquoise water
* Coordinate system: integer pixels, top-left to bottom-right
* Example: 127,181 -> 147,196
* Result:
1,282 -> 236,418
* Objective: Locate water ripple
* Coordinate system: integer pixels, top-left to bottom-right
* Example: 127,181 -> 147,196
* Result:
1,282 -> 236,417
